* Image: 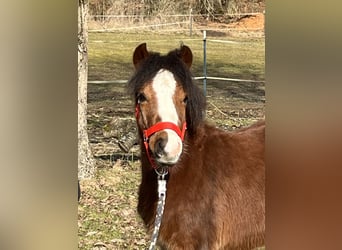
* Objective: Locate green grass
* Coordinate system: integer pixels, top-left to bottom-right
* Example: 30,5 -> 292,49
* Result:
88,32 -> 264,82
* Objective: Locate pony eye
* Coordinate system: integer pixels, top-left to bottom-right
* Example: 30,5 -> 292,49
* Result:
183,96 -> 188,104
137,93 -> 147,103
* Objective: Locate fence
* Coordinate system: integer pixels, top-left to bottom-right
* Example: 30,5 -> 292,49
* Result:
87,11 -> 265,95
88,12 -> 265,36
88,30 -> 265,98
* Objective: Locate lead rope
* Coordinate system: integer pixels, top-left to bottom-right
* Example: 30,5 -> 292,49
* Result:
148,168 -> 168,250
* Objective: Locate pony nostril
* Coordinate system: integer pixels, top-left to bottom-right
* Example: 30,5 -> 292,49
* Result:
155,138 -> 167,157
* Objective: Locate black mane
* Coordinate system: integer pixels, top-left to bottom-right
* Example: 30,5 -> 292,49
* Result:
128,45 -> 206,135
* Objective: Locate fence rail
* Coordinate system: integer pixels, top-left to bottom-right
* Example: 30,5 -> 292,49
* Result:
88,12 -> 264,34
90,21 -> 189,32
88,32 -> 264,96
88,77 -> 264,85
90,12 -> 264,18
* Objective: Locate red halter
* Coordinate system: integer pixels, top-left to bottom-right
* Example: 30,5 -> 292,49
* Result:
135,104 -> 187,169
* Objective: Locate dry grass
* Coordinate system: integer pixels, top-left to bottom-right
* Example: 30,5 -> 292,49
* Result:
78,161 -> 149,249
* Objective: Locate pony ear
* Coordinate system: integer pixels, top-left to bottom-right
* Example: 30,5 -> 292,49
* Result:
133,43 -> 149,69
179,45 -> 193,68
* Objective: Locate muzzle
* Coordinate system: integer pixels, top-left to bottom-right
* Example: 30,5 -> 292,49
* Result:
135,104 -> 187,169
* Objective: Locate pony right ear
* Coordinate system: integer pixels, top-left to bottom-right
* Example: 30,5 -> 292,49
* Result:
179,45 -> 193,69
133,43 -> 149,69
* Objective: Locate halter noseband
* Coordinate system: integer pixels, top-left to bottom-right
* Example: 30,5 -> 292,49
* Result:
135,104 -> 187,169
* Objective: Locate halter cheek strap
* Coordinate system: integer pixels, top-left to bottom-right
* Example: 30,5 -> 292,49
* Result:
135,104 -> 187,169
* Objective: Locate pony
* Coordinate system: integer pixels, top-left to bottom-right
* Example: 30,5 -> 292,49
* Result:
128,43 -> 265,250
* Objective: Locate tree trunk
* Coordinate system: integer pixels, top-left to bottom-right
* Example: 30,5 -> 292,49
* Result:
78,0 -> 95,179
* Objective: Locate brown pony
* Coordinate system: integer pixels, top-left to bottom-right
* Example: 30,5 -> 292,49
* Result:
128,43 -> 265,249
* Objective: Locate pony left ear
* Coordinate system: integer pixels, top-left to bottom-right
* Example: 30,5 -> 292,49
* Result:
179,45 -> 193,68
133,43 -> 149,69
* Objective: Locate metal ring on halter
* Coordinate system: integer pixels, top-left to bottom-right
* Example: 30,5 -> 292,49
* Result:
154,166 -> 168,178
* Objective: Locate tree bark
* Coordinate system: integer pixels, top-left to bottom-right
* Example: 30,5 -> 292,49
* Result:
78,0 -> 95,179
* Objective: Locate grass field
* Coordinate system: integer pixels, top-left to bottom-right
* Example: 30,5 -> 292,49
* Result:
79,31 -> 265,249
88,32 -> 264,81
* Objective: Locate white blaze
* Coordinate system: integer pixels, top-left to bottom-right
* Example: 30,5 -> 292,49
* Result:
152,69 -> 182,163
152,69 -> 178,123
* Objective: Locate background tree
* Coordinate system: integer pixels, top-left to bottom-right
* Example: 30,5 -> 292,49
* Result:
87,0 -> 265,23
78,0 -> 96,179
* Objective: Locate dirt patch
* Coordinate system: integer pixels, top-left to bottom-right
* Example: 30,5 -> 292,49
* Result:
230,13 -> 265,30
195,13 -> 264,37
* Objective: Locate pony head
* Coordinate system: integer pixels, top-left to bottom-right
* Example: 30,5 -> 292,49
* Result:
128,43 -> 206,166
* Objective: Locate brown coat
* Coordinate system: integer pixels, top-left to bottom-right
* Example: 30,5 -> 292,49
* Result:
138,120 -> 265,249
